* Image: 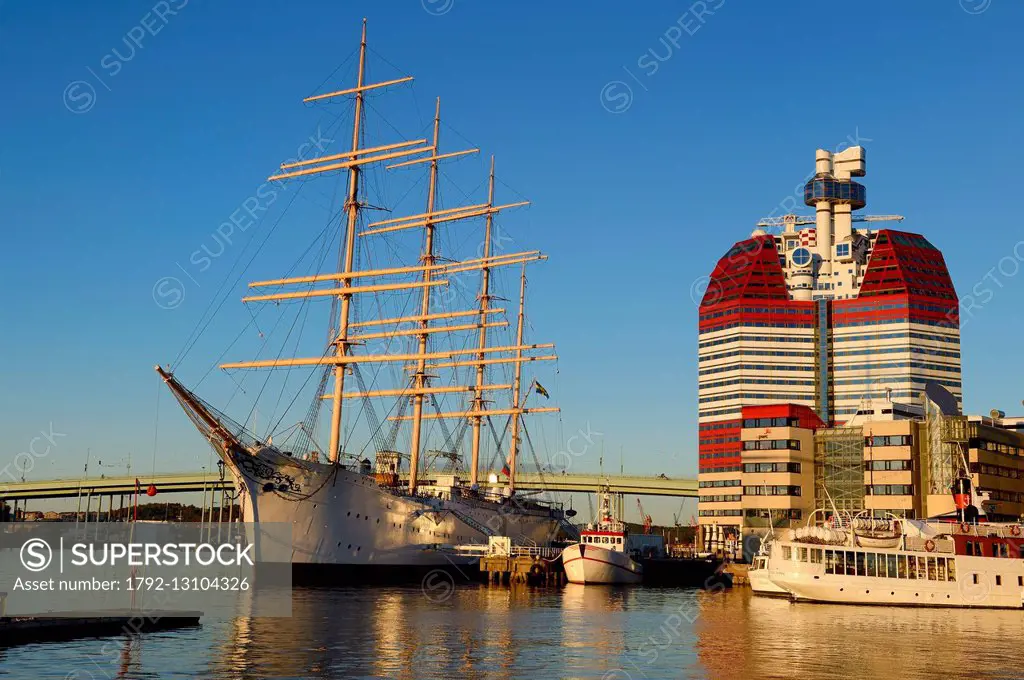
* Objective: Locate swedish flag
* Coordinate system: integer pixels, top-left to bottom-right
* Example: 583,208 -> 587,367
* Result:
534,382 -> 550,399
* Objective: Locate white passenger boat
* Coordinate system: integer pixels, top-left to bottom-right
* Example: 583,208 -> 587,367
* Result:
749,549 -> 788,597
763,512 -> 1024,608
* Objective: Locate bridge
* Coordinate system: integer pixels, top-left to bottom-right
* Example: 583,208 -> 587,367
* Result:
0,470 -> 696,502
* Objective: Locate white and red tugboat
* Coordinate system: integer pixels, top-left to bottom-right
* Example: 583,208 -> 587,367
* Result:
560,491 -> 654,585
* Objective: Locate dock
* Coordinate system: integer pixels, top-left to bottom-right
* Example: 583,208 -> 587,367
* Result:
0,594 -> 202,647
452,537 -> 566,585
724,562 -> 749,586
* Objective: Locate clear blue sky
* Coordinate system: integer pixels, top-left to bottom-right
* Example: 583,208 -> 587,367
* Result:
2,1 -> 1022,522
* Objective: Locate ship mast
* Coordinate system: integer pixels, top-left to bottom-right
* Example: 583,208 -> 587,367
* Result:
507,265 -> 528,492
407,98 -> 443,494
326,19 -> 369,464
469,156 -> 496,487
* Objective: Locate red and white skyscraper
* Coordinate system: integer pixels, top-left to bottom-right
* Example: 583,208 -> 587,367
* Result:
696,146 -> 961,538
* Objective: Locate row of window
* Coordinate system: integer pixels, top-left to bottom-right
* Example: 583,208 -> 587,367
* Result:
835,361 -> 960,373
743,439 -> 801,451
699,408 -> 744,419
699,392 -> 815,405
867,435 -> 913,447
702,494 -> 742,503
867,484 -> 913,496
744,462 -> 801,473
699,479 -> 742,488
700,321 -> 818,335
867,459 -> 912,471
700,436 -> 740,446
987,489 -> 1024,504
699,334 -> 814,349
833,317 -> 957,330
745,508 -> 802,520
700,378 -> 816,390
971,439 -> 1024,457
582,535 -> 623,545
832,331 -> 959,345
744,485 -> 801,496
699,306 -> 815,322
832,346 -> 960,359
742,417 -> 802,429
699,363 -> 813,376
698,465 -> 743,474
969,462 -> 1024,480
698,509 -> 743,517
801,548 -> 958,582
699,452 -> 742,459
700,349 -> 816,363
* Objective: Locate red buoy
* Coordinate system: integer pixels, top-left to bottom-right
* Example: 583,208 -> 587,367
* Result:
146,484 -> 158,497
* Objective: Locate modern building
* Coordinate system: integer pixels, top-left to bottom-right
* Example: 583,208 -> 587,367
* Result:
697,146 -> 962,544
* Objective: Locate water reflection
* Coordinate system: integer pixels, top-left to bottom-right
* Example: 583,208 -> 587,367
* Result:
5,585 -> 1022,678
696,590 -> 1024,680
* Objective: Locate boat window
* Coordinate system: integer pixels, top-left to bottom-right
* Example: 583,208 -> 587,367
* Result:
603,537 -> 609,544
887,554 -> 897,579
846,551 -> 856,576
865,553 -> 877,577
896,555 -> 907,579
937,558 -> 947,581
782,546 -> 792,561
926,557 -> 937,581
854,552 -> 865,577
825,549 -> 837,574
996,575 -> 1002,586
811,548 -> 823,564
797,547 -> 808,562
617,537 -> 623,544
907,556 -> 918,579
948,559 -> 956,582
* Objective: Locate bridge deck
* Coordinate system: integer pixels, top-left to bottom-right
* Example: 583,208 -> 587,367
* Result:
0,471 -> 695,500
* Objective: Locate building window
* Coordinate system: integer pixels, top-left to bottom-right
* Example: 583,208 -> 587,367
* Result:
743,485 -> 802,496
867,459 -> 912,472
866,435 -> 913,447
836,243 -> 850,257
866,484 -> 914,496
742,439 -> 801,451
743,462 -> 801,473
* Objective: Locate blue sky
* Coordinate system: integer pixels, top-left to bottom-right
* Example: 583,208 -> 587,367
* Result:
1,1 -> 1022,522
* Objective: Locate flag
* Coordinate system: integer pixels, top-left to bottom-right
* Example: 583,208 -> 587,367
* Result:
501,460 -> 511,477
534,381 -> 550,399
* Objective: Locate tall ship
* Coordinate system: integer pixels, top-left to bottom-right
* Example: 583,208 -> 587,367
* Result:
157,20 -> 570,578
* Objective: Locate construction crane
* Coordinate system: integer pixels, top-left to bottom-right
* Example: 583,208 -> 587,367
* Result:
636,498 -> 652,534
756,213 -> 904,229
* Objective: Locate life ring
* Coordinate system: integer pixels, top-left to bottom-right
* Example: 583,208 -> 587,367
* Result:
925,539 -> 936,553
1011,525 -> 1021,537
960,522 -> 971,534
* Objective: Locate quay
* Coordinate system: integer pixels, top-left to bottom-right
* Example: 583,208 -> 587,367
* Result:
0,594 -> 202,647
455,538 -> 566,585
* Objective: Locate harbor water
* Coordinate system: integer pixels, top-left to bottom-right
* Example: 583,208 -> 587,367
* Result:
1,585 -> 1021,679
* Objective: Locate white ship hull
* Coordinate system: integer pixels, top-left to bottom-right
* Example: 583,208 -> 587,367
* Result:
561,543 -> 643,585
767,542 -> 1024,609
229,446 -> 562,573
749,557 -> 789,597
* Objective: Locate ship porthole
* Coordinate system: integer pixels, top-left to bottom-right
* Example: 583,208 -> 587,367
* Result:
262,483 -> 274,492
347,512 -> 351,516
347,544 -> 352,549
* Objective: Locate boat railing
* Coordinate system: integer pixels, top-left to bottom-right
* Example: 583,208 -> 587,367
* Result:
904,536 -> 955,554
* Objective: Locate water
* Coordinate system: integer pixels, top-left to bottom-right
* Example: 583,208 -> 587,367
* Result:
2,586 -> 1022,679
